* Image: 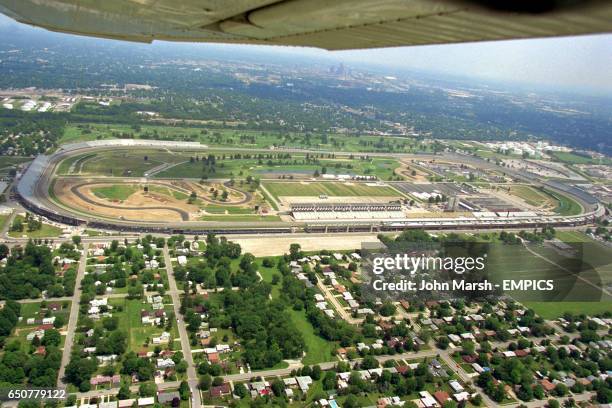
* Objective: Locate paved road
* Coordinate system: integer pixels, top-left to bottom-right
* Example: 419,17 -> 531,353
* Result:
164,245 -> 202,408
57,243 -> 89,389
316,275 -> 363,325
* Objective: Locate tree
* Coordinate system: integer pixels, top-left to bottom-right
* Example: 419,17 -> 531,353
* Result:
139,383 -> 157,397
233,382 -> 248,398
0,244 -> 9,259
271,379 -> 285,397
117,383 -> 131,400
179,380 -> 190,400
199,374 -> 212,390
289,243 -> 302,260
72,235 -> 81,246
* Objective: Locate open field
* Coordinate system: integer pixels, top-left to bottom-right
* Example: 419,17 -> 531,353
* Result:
57,149 -> 183,177
486,238 -> 612,302
506,185 -> 556,208
524,301 -> 612,319
230,234 -> 381,256
0,213 -> 9,231
550,151 -> 612,165
57,147 -> 403,180
264,181 -> 402,199
59,123 -> 433,154
9,301 -> 71,352
92,184 -> 139,201
547,189 -> 583,215
8,215 -> 63,238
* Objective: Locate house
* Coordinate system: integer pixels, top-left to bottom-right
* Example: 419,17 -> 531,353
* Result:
433,391 -> 449,405
137,397 -> 155,407
449,380 -> 464,393
210,383 -> 231,397
118,400 -> 136,408
152,332 -> 171,344
157,358 -> 175,369
419,391 -> 438,408
515,349 -> 529,357
177,256 -> 187,266
97,355 -> 118,365
26,330 -> 45,341
540,379 -> 556,393
90,374 -> 121,386
454,392 -> 470,402
207,352 -> 220,364
283,378 -> 298,387
296,376 -> 313,393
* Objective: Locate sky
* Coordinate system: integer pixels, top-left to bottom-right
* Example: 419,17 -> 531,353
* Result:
1,12 -> 611,95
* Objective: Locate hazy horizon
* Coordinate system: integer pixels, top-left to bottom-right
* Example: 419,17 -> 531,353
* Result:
1,12 -> 611,96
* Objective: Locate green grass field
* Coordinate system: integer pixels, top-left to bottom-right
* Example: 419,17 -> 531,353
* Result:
287,308 -> 336,365
524,301 -> 612,319
58,149 -> 179,177
0,213 -> 9,231
263,181 -> 401,199
60,123 -> 433,154
508,185 -> 555,207
486,235 -> 612,302
112,298 -> 181,353
204,205 -> 255,215
92,184 -> 139,201
8,215 -> 63,238
549,190 -> 583,215
550,151 -> 611,165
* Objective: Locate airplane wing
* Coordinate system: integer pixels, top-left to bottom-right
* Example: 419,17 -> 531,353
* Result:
1,0 -> 611,49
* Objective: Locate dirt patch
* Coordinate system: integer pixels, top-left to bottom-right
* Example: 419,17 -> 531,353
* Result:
395,160 -> 430,182
53,179 -> 200,222
230,234 -> 381,256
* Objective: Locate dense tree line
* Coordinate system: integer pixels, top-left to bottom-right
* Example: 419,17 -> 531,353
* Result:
0,241 -> 73,300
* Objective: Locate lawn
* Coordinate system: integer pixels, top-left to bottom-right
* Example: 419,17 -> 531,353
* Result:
508,185 -> 555,207
61,149 -> 183,177
8,215 -> 63,238
204,205 -> 255,215
263,181 -> 402,199
287,308 -> 336,366
92,184 -> 139,201
550,151 -> 611,165
524,301 -> 612,319
548,190 -> 583,216
257,256 -> 335,365
60,123 -> 433,154
486,240 -> 611,302
0,213 -> 9,231
9,301 -> 71,352
112,298 -> 181,353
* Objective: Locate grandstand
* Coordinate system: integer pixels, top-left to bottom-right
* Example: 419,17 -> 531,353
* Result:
292,203 -> 406,221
